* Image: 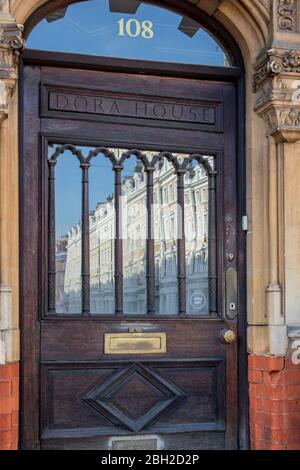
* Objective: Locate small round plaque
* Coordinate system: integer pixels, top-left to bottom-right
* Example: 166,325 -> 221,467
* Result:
190,293 -> 207,311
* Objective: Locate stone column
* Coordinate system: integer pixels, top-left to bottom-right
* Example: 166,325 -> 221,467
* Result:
249,43 -> 300,450
0,1 -> 24,450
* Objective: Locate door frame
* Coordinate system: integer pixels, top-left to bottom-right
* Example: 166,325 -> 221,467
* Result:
19,49 -> 247,449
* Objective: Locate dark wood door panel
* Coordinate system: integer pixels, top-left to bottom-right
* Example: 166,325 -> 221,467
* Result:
40,66 -> 231,101
41,118 -> 224,152
41,321 -> 226,361
41,361 -> 225,440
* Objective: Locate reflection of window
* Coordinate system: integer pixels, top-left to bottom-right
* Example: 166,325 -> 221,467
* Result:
163,187 -> 168,205
164,217 -> 170,240
170,214 -> 175,239
169,183 -> 175,202
204,211 -> 208,236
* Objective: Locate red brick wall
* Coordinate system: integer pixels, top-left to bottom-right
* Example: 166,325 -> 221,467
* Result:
0,362 -> 19,450
249,355 -> 300,450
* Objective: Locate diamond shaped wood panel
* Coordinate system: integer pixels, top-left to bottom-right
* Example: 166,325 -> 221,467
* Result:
82,363 -> 186,432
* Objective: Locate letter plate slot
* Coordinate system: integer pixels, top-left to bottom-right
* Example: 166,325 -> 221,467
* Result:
104,332 -> 167,355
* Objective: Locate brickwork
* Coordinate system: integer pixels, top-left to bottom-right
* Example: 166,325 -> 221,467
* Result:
249,355 -> 300,450
0,363 -> 19,450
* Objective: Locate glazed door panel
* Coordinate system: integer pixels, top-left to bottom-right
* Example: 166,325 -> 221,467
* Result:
21,57 -> 243,450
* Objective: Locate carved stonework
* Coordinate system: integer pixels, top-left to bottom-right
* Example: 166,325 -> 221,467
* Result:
281,108 -> 300,126
278,0 -> 297,32
0,21 -> 25,122
282,50 -> 300,71
0,22 -> 25,57
257,104 -> 300,141
253,49 -> 300,92
253,52 -> 281,93
254,48 -> 300,141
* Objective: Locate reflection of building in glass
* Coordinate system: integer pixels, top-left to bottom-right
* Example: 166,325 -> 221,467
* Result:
55,236 -> 68,313
56,156 -> 210,315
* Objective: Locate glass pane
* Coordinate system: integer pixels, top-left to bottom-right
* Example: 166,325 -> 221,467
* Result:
185,159 -> 212,316
154,158 -> 178,315
123,155 -> 147,315
27,0 -> 230,66
89,153 -> 115,314
54,147 -> 82,314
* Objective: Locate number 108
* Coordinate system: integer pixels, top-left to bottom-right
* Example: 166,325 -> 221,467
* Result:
118,18 -> 154,39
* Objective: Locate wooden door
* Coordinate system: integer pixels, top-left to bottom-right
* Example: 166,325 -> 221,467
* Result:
20,52 -> 246,450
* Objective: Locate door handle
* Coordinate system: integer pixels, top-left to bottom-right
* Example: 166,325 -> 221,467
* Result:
219,329 -> 237,344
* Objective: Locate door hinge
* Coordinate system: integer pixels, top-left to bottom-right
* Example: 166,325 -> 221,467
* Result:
242,215 -> 248,232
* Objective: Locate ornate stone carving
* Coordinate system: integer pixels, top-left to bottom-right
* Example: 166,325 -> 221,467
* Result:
280,108 -> 300,126
0,23 -> 25,56
254,48 -> 300,140
278,0 -> 297,32
282,50 -> 300,72
0,21 -> 25,122
253,50 -> 300,92
257,105 -> 300,139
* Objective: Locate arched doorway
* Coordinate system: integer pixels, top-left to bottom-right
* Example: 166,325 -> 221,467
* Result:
20,0 -> 247,450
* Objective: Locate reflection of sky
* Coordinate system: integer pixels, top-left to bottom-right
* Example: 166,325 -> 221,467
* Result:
55,147 -> 136,238
27,0 -> 227,65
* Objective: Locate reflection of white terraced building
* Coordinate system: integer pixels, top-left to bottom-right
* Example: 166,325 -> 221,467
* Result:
58,156 -> 210,315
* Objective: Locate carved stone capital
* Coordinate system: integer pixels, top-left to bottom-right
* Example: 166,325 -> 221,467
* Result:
254,49 -> 300,141
253,49 -> 300,92
0,21 -> 25,123
0,22 -> 25,57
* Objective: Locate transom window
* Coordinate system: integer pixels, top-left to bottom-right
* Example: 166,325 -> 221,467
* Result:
27,0 -> 230,66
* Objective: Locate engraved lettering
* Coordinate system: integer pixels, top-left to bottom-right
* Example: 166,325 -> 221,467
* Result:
203,108 -> 214,122
74,96 -> 88,111
94,98 -> 105,113
153,104 -> 167,118
56,94 -> 68,109
172,105 -> 184,120
189,107 -> 198,121
48,91 -> 218,128
109,100 -> 121,114
135,101 -> 148,117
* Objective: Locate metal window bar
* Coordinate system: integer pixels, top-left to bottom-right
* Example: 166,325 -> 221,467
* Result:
81,161 -> 91,315
47,158 -> 57,314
